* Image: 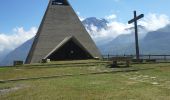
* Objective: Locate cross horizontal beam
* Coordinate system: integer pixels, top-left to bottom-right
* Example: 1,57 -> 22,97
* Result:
128,14 -> 144,24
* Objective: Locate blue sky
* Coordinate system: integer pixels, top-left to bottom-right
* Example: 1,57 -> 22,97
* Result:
0,0 -> 170,33
72,0 -> 170,21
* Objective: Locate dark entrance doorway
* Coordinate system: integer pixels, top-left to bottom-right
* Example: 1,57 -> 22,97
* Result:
47,39 -> 93,61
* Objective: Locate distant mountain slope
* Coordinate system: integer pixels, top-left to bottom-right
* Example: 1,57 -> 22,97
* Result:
0,51 -> 10,63
99,33 -> 134,55
139,30 -> 170,54
99,25 -> 147,54
100,24 -> 170,55
0,38 -> 34,66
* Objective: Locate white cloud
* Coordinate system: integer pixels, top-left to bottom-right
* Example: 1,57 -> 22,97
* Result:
87,13 -> 170,44
86,15 -> 133,44
76,11 -> 80,15
79,16 -> 85,21
105,14 -> 117,20
88,20 -> 132,44
0,27 -> 37,53
77,11 -> 85,21
139,13 -> 170,31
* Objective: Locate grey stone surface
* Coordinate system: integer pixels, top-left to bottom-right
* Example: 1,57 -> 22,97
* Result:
26,0 -> 101,64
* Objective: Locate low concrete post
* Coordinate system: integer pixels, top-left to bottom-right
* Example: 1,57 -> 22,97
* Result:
13,61 -> 24,66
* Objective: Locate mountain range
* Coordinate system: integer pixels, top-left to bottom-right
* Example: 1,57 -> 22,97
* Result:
0,17 -> 170,66
82,17 -> 108,31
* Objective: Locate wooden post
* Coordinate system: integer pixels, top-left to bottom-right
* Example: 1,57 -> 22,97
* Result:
134,11 -> 140,60
108,54 -> 110,60
164,55 -> 166,61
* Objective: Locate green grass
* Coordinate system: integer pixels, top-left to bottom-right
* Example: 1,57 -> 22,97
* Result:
0,60 -> 170,100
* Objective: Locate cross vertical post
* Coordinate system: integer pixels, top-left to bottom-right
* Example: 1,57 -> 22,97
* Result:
134,11 -> 140,60
128,11 -> 144,61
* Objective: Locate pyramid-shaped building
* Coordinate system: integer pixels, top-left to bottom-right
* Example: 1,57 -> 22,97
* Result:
26,0 -> 101,64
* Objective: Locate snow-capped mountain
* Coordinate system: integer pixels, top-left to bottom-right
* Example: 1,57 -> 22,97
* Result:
82,17 -> 108,31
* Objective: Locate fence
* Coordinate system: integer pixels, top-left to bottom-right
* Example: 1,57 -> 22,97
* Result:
102,54 -> 170,61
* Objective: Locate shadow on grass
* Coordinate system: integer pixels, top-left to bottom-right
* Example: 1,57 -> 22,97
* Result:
25,64 -> 96,68
0,67 -> 154,83
20,63 -> 109,69
25,61 -> 108,67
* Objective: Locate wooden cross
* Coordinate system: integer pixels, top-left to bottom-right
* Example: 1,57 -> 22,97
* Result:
128,11 -> 144,60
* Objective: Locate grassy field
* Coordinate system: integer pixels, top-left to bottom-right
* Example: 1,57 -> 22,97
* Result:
0,60 -> 170,100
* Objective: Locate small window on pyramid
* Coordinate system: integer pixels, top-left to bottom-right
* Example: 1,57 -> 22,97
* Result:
52,0 -> 69,5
